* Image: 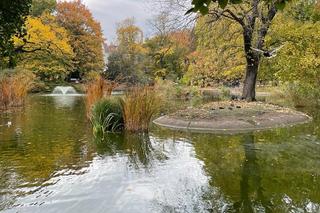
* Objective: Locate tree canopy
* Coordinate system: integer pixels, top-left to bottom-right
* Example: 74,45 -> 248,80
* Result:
0,0 -> 32,68
107,18 -> 147,83
56,0 -> 105,78
188,0 -> 292,13
15,14 -> 74,81
30,0 -> 57,17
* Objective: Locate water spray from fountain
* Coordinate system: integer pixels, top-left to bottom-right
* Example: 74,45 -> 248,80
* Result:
52,86 -> 78,95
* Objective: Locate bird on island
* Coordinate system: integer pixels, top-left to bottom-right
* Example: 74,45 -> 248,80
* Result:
251,45 -> 285,58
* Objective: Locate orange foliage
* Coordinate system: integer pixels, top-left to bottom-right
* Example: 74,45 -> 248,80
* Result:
169,30 -> 192,48
0,71 -> 34,110
56,0 -> 105,75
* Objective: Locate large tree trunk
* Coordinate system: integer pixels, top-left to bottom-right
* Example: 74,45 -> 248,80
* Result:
242,58 -> 259,101
241,24 -> 260,102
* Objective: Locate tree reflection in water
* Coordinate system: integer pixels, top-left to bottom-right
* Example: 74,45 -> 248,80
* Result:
94,133 -> 168,170
233,134 -> 271,212
193,129 -> 320,212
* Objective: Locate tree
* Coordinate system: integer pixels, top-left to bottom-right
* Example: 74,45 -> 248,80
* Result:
56,0 -> 105,78
188,0 -> 292,101
258,6 -> 320,105
107,18 -> 148,84
288,0 -> 320,22
185,16 -> 245,86
145,31 -> 192,80
15,14 -> 74,81
146,13 -> 192,80
0,0 -> 32,68
30,0 -> 57,17
188,0 -> 292,13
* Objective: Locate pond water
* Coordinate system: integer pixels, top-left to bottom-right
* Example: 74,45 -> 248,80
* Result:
0,96 -> 319,212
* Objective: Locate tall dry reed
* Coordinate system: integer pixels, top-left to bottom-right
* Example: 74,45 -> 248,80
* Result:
120,87 -> 161,132
0,70 -> 34,110
85,75 -> 117,117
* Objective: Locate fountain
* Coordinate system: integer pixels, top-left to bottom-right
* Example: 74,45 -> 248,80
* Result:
40,86 -> 84,108
52,86 -> 78,95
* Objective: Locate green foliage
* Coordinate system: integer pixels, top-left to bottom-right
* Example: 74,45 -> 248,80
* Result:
90,87 -> 162,135
31,0 -> 57,17
219,86 -> 231,100
184,16 -> 244,86
188,0 -> 292,14
145,31 -> 192,81
0,0 -> 32,68
256,2 -> 320,106
287,0 -> 320,22
285,82 -> 320,107
259,12 -> 320,97
107,18 -> 148,84
91,98 -> 124,137
107,49 -> 148,84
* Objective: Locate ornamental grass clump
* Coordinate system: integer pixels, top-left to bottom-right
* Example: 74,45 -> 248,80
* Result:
120,87 -> 162,132
91,98 -> 124,138
85,76 -> 116,118
0,69 -> 34,110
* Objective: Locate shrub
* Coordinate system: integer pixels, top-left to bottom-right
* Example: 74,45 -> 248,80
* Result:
91,98 -> 124,138
285,82 -> 320,107
120,87 -> 161,132
219,86 -> 231,101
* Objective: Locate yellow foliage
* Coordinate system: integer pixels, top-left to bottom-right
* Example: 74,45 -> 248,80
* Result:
185,17 -> 245,86
15,14 -> 74,81
260,14 -> 320,85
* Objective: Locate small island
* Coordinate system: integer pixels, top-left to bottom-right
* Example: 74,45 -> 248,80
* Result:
154,101 -> 311,133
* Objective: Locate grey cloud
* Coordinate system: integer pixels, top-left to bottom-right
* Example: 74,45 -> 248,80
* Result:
82,0 -> 154,42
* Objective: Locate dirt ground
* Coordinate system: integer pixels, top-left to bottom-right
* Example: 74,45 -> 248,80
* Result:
153,101 -> 311,134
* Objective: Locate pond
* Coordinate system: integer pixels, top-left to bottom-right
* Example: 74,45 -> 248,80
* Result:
0,95 -> 319,212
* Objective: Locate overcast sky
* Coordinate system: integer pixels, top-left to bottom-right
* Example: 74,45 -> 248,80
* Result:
80,0 -> 154,43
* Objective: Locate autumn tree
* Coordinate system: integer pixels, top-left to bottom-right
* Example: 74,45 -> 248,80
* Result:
0,0 -> 32,68
145,31 -> 192,80
56,0 -> 105,78
258,1 -> 320,105
107,18 -> 148,83
188,0 -> 292,101
15,14 -> 74,81
185,16 -> 245,86
145,13 -> 193,80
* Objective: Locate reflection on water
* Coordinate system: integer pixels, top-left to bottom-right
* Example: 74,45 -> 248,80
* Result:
192,118 -> 320,212
41,94 -> 85,108
52,96 -> 78,108
0,96 -> 320,212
